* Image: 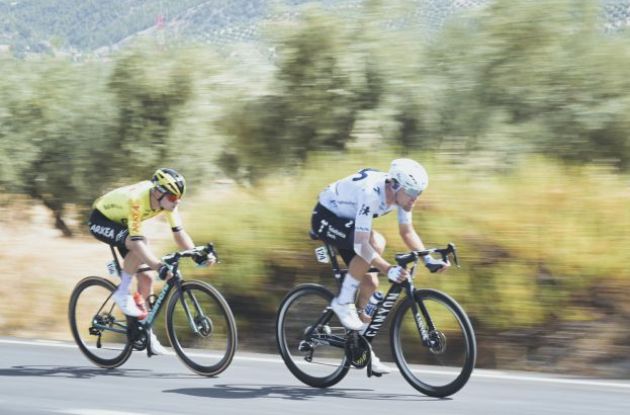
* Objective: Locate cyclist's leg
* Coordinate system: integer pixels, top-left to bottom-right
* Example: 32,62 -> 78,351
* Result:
312,204 -> 364,329
356,230 -> 386,322
133,239 -> 154,301
133,262 -> 167,354
114,248 -> 147,317
136,266 -> 154,301
88,208 -> 133,292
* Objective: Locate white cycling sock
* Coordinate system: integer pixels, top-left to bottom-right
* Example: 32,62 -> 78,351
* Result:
336,273 -> 360,304
115,271 -> 133,295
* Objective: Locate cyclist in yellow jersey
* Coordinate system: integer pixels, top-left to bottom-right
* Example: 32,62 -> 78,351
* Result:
88,168 -> 216,355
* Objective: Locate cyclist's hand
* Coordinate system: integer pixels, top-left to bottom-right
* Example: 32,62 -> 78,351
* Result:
158,263 -> 174,281
424,255 -> 450,273
387,265 -> 409,283
192,251 -> 216,267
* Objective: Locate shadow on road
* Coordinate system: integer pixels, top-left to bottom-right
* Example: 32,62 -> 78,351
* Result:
165,383 -> 446,402
0,365 -> 198,380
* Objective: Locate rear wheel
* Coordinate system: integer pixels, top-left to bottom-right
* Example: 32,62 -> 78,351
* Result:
166,280 -> 237,376
68,276 -> 132,368
276,284 -> 350,388
390,289 -> 476,397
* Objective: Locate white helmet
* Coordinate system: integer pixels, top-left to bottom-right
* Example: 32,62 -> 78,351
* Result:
388,158 -> 428,198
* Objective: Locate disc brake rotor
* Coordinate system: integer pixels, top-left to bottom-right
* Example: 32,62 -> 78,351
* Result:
429,330 -> 447,354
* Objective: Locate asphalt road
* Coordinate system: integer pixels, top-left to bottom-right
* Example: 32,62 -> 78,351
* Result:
0,337 -> 628,415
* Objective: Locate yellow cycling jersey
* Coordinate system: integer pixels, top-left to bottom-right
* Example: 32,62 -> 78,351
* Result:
93,180 -> 182,239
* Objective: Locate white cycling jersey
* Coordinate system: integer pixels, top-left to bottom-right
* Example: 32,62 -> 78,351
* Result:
318,168 -> 412,235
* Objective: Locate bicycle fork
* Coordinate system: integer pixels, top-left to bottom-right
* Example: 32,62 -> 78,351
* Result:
403,280 -> 438,349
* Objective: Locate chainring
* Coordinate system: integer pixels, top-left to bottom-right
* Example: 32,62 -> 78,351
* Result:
345,332 -> 371,369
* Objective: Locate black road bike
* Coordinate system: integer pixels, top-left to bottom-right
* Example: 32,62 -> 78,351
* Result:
69,244 -> 237,376
276,233 -> 476,397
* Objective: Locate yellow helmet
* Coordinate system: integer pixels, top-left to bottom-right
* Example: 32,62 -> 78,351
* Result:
151,168 -> 186,197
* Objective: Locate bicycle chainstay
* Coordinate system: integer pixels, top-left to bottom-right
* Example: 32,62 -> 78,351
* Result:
345,331 -> 371,369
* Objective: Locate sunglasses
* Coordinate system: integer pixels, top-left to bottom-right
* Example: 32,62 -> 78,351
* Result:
403,188 -> 422,199
164,192 -> 180,203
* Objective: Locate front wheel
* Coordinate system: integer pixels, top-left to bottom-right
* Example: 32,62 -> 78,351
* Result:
68,276 -> 133,368
166,280 -> 237,376
390,289 -> 476,397
276,284 -> 350,388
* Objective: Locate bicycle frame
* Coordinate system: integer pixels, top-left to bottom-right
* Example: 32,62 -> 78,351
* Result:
91,247 -> 207,337
305,242 -> 442,350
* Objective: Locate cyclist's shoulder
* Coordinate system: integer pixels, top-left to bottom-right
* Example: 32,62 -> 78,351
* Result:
111,180 -> 152,196
96,180 -> 152,205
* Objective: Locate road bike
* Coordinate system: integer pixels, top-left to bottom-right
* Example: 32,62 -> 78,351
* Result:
276,233 -> 476,397
69,243 -> 237,376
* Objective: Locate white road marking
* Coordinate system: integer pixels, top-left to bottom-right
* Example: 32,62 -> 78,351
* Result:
56,410 -> 150,415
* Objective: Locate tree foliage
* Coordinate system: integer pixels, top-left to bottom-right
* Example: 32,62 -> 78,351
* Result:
218,10 -> 385,183
417,0 -> 630,167
4,0 -> 630,231
0,47 -> 196,235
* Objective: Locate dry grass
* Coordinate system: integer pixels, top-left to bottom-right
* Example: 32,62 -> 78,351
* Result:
0,203 -> 171,340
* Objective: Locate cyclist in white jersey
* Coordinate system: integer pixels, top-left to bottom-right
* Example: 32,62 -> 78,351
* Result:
311,159 -> 450,374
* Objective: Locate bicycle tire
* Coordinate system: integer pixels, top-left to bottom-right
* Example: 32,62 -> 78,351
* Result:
166,280 -> 237,376
276,284 -> 350,388
390,288 -> 476,397
68,276 -> 133,368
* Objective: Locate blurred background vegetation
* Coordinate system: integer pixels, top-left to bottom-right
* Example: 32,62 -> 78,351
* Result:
1,0 -> 630,377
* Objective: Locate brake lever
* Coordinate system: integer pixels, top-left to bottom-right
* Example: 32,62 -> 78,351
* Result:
207,243 -> 220,264
194,243 -> 220,267
448,243 -> 460,268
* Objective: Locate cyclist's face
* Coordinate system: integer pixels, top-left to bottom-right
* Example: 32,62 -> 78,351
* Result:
396,189 -> 419,212
160,191 -> 181,210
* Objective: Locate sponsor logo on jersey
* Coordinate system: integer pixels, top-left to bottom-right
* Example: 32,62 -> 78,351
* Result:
115,230 -> 128,243
102,203 -> 122,210
130,202 -> 142,235
360,205 -> 370,216
326,224 -> 347,240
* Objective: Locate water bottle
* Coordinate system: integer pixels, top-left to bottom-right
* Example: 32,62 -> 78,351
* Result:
363,291 -> 384,318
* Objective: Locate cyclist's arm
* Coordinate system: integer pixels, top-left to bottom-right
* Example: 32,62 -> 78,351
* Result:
353,193 -> 391,273
172,228 -> 195,250
398,222 -> 425,252
166,209 -> 194,250
354,230 -> 390,273
127,238 -> 162,270
400,222 -> 450,273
